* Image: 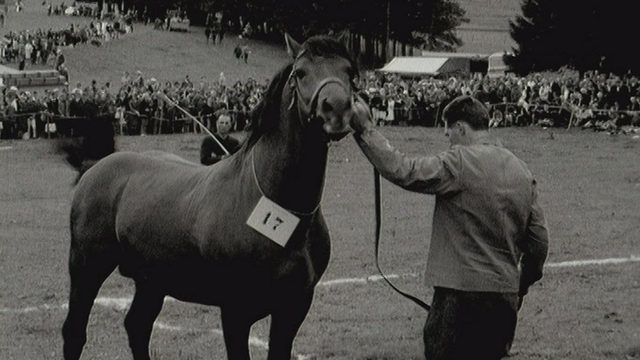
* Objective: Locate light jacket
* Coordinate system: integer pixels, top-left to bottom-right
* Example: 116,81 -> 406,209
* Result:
355,129 -> 549,293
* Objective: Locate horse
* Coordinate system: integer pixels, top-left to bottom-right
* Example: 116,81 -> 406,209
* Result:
61,33 -> 359,360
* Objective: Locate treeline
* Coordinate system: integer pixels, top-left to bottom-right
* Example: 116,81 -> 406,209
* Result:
508,0 -> 638,75
116,0 -> 468,53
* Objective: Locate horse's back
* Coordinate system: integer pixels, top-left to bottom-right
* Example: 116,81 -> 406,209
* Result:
71,151 -> 204,237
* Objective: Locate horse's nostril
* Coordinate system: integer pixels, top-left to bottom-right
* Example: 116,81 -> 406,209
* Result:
321,99 -> 334,114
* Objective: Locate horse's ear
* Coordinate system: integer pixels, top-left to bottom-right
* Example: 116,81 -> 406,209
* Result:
285,33 -> 302,59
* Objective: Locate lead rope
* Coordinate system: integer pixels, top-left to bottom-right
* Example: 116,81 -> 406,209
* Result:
374,169 -> 431,311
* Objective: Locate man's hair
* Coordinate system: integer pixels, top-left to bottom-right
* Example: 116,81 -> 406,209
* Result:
442,95 -> 489,130
217,111 -> 231,121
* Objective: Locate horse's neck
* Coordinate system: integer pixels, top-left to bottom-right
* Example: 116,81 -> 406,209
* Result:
252,111 -> 328,215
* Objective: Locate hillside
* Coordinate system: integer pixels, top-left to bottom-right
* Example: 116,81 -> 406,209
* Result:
457,0 -> 522,30
455,0 -> 521,53
1,0 -> 290,87
1,0 -> 522,79
64,28 -> 291,88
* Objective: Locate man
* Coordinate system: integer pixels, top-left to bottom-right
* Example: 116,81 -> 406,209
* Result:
200,112 -> 241,165
350,95 -> 549,360
55,48 -> 65,70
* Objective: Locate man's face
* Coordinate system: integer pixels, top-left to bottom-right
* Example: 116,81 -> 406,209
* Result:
216,115 -> 232,135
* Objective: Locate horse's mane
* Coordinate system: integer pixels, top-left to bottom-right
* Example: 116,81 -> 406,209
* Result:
241,36 -> 356,153
242,62 -> 294,151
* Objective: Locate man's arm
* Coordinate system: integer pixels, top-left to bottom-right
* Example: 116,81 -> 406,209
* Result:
518,180 -> 550,296
351,98 -> 460,194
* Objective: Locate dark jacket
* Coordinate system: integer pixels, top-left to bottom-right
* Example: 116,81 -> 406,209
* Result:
200,133 -> 241,165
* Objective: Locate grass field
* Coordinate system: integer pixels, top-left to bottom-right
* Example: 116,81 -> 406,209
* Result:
2,1 -> 640,360
1,127 -> 640,359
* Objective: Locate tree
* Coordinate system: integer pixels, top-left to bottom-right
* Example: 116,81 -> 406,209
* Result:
397,0 -> 468,51
118,0 -> 469,54
312,0 -> 468,51
508,0 -> 640,75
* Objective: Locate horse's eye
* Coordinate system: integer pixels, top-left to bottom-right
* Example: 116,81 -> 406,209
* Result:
347,68 -> 355,80
293,69 -> 306,79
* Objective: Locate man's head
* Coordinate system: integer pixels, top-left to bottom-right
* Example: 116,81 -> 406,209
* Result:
216,113 -> 233,136
442,96 -> 489,146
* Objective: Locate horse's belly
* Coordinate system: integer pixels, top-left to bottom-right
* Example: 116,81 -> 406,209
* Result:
148,259 -> 308,308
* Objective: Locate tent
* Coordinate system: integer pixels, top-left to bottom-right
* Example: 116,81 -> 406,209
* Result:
487,52 -> 511,78
379,54 -> 489,76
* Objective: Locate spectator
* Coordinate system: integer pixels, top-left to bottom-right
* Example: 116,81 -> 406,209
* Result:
200,112 -> 241,165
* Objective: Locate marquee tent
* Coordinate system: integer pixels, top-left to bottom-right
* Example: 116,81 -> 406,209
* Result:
379,54 -> 489,76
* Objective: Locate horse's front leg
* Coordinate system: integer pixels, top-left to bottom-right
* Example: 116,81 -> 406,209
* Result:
124,282 -> 165,360
221,307 -> 258,360
267,292 -> 314,360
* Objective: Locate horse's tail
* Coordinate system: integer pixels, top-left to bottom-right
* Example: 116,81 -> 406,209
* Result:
57,116 -> 116,184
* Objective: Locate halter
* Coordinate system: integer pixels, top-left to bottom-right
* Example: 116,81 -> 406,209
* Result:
249,50 -> 357,216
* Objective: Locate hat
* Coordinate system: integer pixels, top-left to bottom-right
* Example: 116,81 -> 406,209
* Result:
9,86 -> 18,92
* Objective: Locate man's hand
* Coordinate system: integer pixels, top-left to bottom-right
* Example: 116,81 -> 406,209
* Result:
351,95 -> 374,134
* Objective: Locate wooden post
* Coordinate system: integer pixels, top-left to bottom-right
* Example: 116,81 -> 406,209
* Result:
566,106 -> 576,130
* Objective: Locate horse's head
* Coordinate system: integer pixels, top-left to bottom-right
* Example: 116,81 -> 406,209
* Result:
285,34 -> 357,141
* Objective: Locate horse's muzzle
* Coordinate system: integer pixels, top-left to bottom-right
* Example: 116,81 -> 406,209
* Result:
315,81 -> 354,140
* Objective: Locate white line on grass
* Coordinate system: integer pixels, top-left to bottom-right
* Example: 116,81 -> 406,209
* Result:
317,255 -> 640,286
545,255 -> 640,268
2,255 -> 639,315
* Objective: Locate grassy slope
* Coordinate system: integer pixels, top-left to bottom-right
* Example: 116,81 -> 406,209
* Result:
64,27 -> 291,89
455,0 -> 521,53
1,0 -> 290,88
3,0 -> 521,79
457,0 -> 522,30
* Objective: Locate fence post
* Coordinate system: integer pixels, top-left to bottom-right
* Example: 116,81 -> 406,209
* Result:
566,106 -> 575,130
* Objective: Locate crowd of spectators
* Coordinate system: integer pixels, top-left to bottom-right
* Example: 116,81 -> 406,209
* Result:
1,27 -> 79,70
358,70 -> 640,132
46,1 -> 95,17
1,15 -> 134,71
3,66 -> 640,140
0,71 -> 268,139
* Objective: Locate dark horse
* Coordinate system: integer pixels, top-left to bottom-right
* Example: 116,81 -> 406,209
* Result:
61,34 -> 358,360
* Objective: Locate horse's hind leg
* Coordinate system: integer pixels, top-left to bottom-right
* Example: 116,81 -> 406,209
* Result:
62,239 -> 119,360
124,282 -> 165,360
267,293 -> 314,360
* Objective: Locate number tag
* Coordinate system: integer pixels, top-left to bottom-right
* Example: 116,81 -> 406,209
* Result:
246,196 -> 300,247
